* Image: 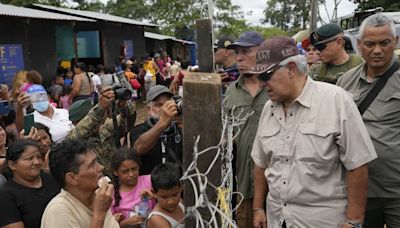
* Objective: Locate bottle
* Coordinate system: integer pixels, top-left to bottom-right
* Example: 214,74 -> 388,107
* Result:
137,196 -> 149,217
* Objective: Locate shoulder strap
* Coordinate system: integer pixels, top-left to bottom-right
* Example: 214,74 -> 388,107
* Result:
358,61 -> 400,115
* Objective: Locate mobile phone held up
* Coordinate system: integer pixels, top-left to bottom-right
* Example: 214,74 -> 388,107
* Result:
24,113 -> 34,135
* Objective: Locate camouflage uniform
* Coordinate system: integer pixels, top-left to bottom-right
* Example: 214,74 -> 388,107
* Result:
308,54 -> 364,84
67,102 -> 136,175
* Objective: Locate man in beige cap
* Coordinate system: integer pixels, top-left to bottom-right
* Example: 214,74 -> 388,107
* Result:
250,36 -> 377,228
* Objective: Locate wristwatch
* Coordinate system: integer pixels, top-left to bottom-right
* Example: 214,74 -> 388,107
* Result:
346,219 -> 363,228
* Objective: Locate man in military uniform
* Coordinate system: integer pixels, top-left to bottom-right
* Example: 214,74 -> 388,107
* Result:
308,23 -> 364,83
67,88 -> 136,175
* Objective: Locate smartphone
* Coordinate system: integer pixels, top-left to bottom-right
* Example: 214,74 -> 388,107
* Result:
23,113 -> 34,135
222,68 -> 240,82
0,101 -> 10,116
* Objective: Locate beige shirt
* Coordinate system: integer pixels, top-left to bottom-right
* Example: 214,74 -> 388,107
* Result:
251,77 -> 377,228
41,189 -> 119,228
337,56 -> 400,197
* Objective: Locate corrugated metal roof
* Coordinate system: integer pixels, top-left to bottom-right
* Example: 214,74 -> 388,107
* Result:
145,32 -> 195,45
0,3 -> 95,21
33,3 -> 157,27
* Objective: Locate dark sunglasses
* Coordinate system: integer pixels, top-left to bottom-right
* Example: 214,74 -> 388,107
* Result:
258,65 -> 282,82
314,37 -> 340,51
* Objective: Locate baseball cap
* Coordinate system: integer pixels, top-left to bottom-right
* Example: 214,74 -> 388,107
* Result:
126,60 -> 133,65
146,85 -> 172,102
69,99 -> 93,122
214,36 -> 234,49
246,36 -> 300,77
310,23 -> 343,46
227,31 -> 264,49
26,84 -> 48,103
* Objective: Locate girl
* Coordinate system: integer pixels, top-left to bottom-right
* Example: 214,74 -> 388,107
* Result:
111,147 -> 156,227
59,86 -> 72,110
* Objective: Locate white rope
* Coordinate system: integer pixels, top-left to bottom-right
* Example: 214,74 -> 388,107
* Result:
180,106 -> 253,228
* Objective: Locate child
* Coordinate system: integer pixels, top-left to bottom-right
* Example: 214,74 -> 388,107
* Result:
59,86 -> 72,110
147,162 -> 184,228
111,148 -> 156,227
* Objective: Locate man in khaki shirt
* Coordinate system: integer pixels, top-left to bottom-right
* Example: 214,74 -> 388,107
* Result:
250,36 -> 377,228
337,14 -> 400,227
41,139 -> 119,228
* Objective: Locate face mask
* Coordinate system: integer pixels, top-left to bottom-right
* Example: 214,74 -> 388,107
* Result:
32,101 -> 49,112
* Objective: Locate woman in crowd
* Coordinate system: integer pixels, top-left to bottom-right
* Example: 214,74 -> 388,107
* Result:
0,139 -> 60,228
69,62 -> 93,103
0,125 -> 8,188
111,147 -> 156,227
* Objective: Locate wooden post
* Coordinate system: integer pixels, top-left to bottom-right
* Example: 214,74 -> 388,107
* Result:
183,72 -> 221,226
196,19 -> 214,73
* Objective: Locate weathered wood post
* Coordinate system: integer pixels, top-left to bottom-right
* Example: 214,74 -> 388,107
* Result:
196,19 -> 214,73
183,72 -> 221,226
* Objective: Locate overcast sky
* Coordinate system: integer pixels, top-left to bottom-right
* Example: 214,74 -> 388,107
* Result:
231,0 -> 359,26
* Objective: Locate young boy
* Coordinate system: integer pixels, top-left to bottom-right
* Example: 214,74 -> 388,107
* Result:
147,163 -> 184,228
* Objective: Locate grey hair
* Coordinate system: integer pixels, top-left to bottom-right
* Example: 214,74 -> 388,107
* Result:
279,54 -> 308,75
359,13 -> 396,40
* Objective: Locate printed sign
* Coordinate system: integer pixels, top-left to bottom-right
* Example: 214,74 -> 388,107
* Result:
0,44 -> 24,87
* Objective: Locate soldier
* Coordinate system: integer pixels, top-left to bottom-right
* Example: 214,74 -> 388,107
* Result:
308,23 -> 363,83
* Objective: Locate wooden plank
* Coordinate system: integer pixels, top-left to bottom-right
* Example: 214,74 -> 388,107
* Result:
183,72 -> 222,227
196,19 -> 214,73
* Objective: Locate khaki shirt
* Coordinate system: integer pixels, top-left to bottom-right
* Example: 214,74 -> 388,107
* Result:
251,78 -> 376,227
337,56 -> 400,198
224,75 -> 268,199
41,189 -> 119,228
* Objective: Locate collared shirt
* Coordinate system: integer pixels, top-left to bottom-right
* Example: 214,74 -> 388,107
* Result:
34,107 -> 74,142
252,77 -> 377,227
336,56 -> 400,198
224,75 -> 268,199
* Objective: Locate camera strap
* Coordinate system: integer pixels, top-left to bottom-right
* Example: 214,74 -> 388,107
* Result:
358,60 -> 400,115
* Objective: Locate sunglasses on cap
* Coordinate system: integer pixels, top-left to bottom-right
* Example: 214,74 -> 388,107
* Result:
314,37 -> 340,51
258,65 -> 282,82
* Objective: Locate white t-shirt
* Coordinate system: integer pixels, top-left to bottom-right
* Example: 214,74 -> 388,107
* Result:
41,189 -> 119,228
91,74 -> 102,93
34,107 -> 74,142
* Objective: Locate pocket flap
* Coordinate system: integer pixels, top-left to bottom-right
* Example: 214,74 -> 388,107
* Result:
299,124 -> 338,137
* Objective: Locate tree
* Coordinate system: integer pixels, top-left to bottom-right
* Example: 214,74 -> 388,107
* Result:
72,0 -> 105,11
353,0 -> 400,11
263,0 -> 310,30
105,0 -> 149,21
0,0 -> 65,6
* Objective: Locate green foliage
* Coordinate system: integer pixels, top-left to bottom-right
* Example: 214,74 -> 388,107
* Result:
105,0 -> 149,21
263,0 -> 310,30
72,0 -> 104,11
354,0 -> 400,11
0,0 -> 65,6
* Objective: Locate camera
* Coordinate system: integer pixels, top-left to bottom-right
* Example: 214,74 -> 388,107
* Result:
172,95 -> 183,115
111,84 -> 132,100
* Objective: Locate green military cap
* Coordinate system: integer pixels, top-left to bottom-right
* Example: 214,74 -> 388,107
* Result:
69,99 -> 93,122
310,23 -> 343,45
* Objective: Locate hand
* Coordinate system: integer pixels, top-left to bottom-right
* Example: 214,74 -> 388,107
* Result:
16,92 -> 31,110
140,189 -> 154,200
253,210 -> 267,228
19,127 -> 39,141
93,181 -> 114,216
123,215 -> 145,226
99,87 -> 115,109
342,222 -> 354,228
114,213 -> 125,223
159,100 -> 178,128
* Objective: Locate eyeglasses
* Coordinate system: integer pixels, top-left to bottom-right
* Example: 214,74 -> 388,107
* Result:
258,65 -> 282,82
314,37 -> 340,51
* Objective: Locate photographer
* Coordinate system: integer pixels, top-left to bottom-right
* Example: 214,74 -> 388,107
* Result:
67,86 -> 136,175
131,85 -> 182,175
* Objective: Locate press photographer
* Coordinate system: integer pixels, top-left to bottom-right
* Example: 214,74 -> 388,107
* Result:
131,85 -> 182,175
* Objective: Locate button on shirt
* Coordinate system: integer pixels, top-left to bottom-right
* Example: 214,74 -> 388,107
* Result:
251,78 -> 377,228
337,56 -> 400,198
34,107 -> 74,142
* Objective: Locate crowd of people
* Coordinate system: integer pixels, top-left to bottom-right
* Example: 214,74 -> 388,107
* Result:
0,12 -> 399,228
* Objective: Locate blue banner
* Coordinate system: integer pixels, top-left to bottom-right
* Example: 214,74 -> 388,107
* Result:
0,44 -> 24,87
